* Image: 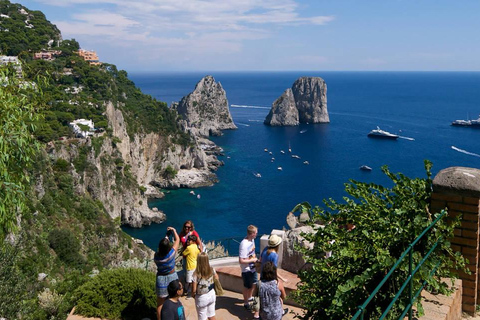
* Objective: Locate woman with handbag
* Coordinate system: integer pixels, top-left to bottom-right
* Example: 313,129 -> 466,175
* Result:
192,252 -> 219,320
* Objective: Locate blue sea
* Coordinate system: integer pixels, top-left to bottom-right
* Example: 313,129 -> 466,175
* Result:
123,72 -> 480,250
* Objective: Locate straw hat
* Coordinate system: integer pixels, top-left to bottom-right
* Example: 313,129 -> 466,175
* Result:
268,234 -> 282,248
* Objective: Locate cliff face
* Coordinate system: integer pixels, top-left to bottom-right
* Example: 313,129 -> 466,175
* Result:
263,89 -> 299,126
264,77 -> 329,126
47,102 -> 219,228
173,75 -> 237,137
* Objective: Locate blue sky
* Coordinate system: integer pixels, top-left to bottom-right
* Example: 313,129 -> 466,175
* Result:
16,0 -> 480,72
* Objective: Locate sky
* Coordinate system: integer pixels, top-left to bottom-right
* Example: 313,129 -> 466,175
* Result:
15,0 -> 480,72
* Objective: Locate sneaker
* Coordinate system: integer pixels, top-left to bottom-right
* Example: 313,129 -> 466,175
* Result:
282,308 -> 289,316
244,303 -> 252,311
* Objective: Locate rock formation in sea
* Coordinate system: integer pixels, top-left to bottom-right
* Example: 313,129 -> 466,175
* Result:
264,77 -> 329,126
173,75 -> 237,137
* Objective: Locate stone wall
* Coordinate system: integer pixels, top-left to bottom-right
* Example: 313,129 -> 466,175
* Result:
431,166 -> 480,315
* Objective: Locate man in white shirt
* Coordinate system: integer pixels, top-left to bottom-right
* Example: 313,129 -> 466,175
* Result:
239,225 -> 259,311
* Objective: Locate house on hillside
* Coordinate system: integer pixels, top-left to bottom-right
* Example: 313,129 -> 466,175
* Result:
77,49 -> 102,66
0,56 -> 22,78
69,119 -> 95,138
34,50 -> 62,61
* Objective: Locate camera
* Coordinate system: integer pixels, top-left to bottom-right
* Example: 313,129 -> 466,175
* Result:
166,229 -> 173,237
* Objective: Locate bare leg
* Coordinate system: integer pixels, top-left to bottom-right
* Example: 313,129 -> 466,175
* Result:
157,296 -> 166,320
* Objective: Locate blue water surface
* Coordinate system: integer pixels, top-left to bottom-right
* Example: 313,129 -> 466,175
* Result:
123,72 -> 480,250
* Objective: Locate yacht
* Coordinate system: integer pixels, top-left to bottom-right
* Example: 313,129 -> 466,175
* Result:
452,115 -> 480,127
291,155 -> 301,159
367,127 -> 399,139
360,165 -> 372,171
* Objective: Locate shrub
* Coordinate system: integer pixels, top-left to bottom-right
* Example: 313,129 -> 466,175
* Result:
48,228 -> 85,267
73,268 -> 156,320
293,161 -> 467,319
163,165 -> 177,180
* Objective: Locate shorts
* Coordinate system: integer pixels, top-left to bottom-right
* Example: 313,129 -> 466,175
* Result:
156,272 -> 178,298
241,271 -> 258,289
195,289 -> 216,320
186,269 -> 194,283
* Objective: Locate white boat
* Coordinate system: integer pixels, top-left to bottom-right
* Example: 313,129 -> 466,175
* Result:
291,155 -> 301,159
360,165 -> 372,171
280,150 -> 285,154
271,157 -> 275,161
300,129 -> 307,133
277,167 -> 283,171
452,115 -> 480,127
197,194 -> 201,199
303,161 -> 309,165
254,173 -> 261,178
288,142 -> 292,153
264,148 -> 268,152
269,152 -> 273,155
367,127 -> 399,139
189,190 -> 195,195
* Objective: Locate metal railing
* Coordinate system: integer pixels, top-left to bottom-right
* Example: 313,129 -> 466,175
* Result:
351,209 -> 447,320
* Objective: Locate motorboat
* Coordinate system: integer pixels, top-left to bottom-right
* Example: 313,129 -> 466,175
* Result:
197,194 -> 201,199
280,150 -> 285,154
277,167 -> 283,171
291,155 -> 301,159
300,129 -> 307,133
189,190 -> 195,195
254,173 -> 261,178
360,165 -> 372,171
367,127 -> 399,139
264,148 -> 268,152
269,152 -> 273,155
303,161 -> 309,165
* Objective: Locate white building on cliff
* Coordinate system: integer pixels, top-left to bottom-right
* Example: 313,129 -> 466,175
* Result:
69,119 -> 94,138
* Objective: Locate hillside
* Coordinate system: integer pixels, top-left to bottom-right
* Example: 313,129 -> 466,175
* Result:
0,1 -> 219,318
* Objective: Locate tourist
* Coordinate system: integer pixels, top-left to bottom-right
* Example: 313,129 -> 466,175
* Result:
183,234 -> 201,297
179,220 -> 203,251
259,234 -> 282,272
154,226 -> 180,320
239,224 -> 259,317
192,252 -> 219,320
160,279 -> 186,320
258,262 -> 288,320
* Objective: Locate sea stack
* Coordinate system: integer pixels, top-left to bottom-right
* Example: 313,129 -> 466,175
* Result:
173,75 -> 237,136
264,77 -> 329,126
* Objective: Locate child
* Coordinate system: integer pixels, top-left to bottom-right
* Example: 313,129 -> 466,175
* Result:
161,280 -> 186,320
182,235 -> 200,297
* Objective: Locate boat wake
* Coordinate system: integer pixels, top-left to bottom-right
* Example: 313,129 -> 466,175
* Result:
248,119 -> 263,122
237,123 -> 250,127
398,136 -> 415,141
451,146 -> 480,158
231,104 -> 270,109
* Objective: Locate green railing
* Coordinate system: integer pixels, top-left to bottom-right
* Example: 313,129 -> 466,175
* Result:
351,209 -> 447,320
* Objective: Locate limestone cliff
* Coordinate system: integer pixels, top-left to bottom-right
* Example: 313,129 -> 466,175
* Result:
173,75 -> 237,136
263,89 -> 299,126
265,77 -> 329,126
46,102 -> 220,228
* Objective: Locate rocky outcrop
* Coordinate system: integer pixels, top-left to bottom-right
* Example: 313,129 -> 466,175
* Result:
264,89 -> 299,126
46,102 -> 222,228
173,75 -> 237,137
264,77 -> 329,126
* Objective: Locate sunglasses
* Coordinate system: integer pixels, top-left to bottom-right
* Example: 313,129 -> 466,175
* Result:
184,226 -> 192,229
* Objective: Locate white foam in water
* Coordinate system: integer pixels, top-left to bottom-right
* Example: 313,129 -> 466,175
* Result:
248,119 -> 263,122
231,104 -> 270,109
237,123 -> 250,127
451,146 -> 480,158
398,136 -> 415,141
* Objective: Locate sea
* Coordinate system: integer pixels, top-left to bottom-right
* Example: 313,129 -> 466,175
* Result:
123,71 -> 480,251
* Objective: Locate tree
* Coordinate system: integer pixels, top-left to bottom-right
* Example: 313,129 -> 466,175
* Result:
0,67 -> 44,239
293,161 -> 467,319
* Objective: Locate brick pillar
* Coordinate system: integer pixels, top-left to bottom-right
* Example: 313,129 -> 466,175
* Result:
432,167 -> 480,315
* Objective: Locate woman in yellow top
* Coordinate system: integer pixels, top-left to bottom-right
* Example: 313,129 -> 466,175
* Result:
182,235 -> 200,297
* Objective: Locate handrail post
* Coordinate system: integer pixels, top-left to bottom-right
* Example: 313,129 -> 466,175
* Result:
408,248 -> 413,320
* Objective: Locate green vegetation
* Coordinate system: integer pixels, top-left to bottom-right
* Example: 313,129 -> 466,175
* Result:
293,161 -> 466,319
74,268 -> 156,320
163,165 -> 178,180
0,67 -> 44,238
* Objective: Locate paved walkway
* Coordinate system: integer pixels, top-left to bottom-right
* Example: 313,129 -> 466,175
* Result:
67,289 -> 305,320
